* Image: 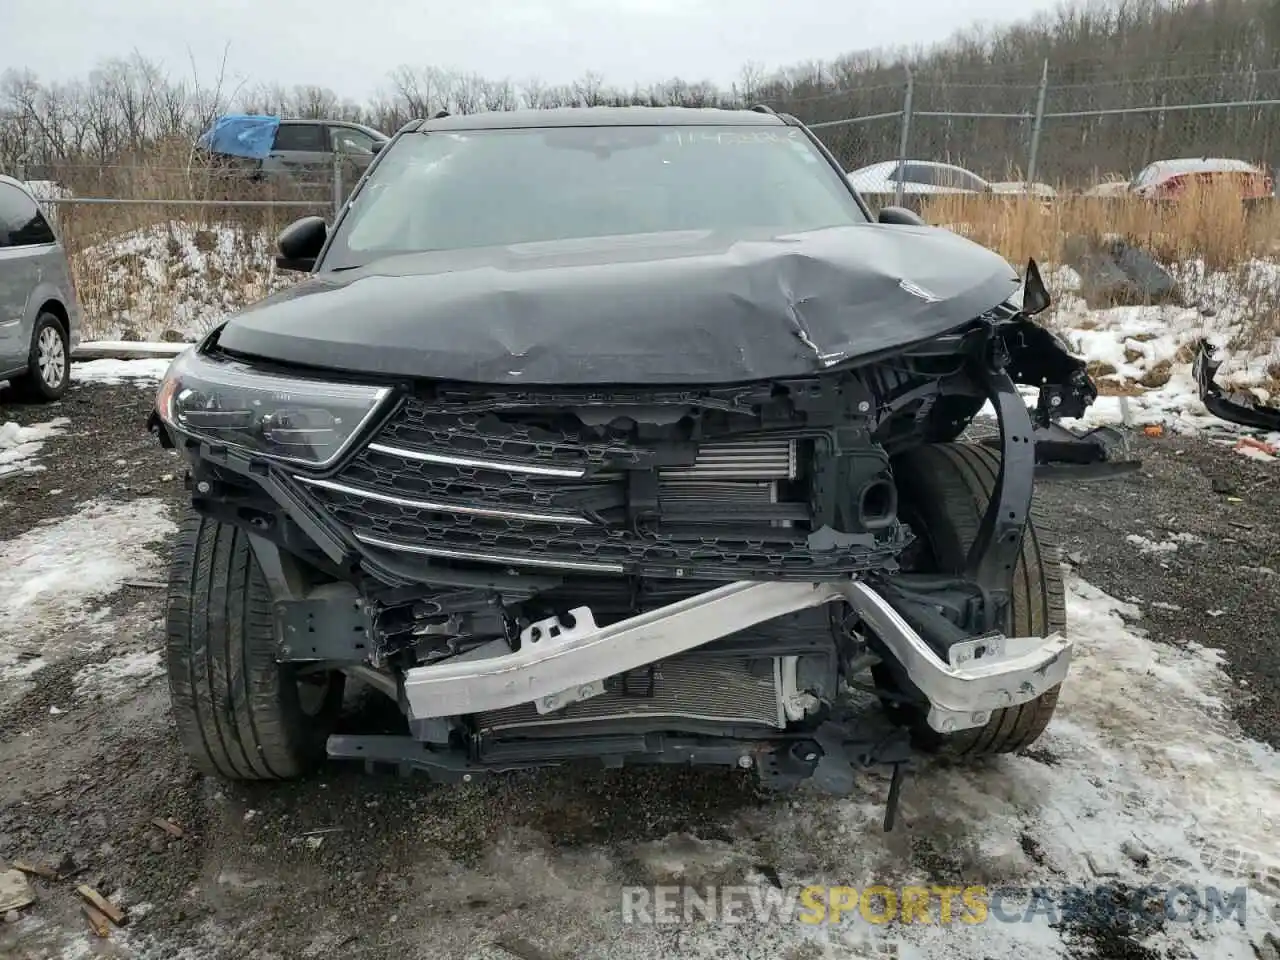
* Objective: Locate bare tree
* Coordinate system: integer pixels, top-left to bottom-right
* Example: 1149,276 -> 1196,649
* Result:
7,0 -> 1280,187
572,71 -> 606,107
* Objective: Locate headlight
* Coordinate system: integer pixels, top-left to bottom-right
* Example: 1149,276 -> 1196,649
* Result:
156,350 -> 390,467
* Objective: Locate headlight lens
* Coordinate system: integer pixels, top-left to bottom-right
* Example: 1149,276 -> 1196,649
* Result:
156,350 -> 390,467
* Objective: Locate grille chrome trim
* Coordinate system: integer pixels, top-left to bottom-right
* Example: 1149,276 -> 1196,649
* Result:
353,531 -> 625,573
297,476 -> 593,525
366,442 -> 586,478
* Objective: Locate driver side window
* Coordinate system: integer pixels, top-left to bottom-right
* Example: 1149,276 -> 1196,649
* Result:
332,127 -> 377,155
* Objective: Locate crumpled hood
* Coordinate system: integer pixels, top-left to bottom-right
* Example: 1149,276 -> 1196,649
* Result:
217,223 -> 1020,384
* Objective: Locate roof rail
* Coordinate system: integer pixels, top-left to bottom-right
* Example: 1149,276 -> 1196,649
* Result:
749,103 -> 777,115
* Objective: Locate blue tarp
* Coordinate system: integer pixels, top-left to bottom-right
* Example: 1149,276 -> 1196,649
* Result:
197,114 -> 280,160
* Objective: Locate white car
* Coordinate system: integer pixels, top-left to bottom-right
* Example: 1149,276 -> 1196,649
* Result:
1129,158 -> 1273,201
990,181 -> 1057,199
1082,180 -> 1132,198
847,160 -> 992,198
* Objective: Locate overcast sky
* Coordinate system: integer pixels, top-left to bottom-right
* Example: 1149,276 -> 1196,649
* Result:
5,0 -> 1061,98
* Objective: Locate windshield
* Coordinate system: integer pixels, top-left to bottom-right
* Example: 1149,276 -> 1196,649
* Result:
322,124 -> 868,268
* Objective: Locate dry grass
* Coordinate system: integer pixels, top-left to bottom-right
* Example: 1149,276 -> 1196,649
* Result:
919,179 -> 1280,272
50,140 -> 336,248
922,180 -> 1280,354
46,139 -> 338,339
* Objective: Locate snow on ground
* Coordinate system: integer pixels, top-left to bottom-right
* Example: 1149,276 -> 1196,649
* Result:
72,221 -> 294,341
0,418 -> 70,477
72,357 -> 175,385
0,498 -> 175,689
1126,531 -> 1204,555
971,259 -> 1280,455
72,649 -> 164,701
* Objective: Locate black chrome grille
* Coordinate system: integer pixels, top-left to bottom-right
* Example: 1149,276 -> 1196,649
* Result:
378,403 -> 647,472
294,393 -> 906,580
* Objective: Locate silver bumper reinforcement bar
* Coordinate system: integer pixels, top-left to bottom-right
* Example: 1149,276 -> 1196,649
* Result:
400,579 -> 1072,733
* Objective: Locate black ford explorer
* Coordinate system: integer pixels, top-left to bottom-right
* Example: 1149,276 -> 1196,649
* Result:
148,105 -> 1125,828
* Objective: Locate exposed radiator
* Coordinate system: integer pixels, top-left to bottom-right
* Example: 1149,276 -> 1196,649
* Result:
661,440 -> 797,480
474,656 -> 785,735
659,439 -> 794,528
656,479 -> 776,503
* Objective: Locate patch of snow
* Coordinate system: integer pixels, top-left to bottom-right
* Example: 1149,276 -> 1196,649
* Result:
72,357 -> 175,385
1126,532 -> 1204,554
0,498 -> 175,685
76,340 -> 190,357
1044,263 -> 1082,293
73,649 -> 163,700
73,222 -> 294,341
1024,260 -> 1280,451
0,418 -> 70,478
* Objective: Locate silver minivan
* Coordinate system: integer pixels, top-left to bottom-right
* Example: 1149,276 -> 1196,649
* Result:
0,174 -> 80,402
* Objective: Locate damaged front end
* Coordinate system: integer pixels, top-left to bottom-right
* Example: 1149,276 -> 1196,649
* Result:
149,257 -> 1112,829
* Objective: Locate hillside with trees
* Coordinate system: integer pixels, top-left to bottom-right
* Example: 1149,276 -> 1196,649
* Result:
2,0 -> 1277,185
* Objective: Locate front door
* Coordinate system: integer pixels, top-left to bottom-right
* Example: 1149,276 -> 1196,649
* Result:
0,182 -> 44,374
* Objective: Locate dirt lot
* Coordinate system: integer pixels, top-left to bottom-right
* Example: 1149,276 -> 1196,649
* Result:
0,373 -> 1277,960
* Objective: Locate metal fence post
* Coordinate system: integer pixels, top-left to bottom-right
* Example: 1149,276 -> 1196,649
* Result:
332,150 -> 343,219
1025,59 -> 1049,186
895,66 -> 914,207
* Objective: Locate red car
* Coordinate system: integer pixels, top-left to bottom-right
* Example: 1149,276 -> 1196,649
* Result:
1130,157 -> 1274,201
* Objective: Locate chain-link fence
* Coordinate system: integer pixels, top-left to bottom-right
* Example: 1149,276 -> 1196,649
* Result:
806,64 -> 1280,207
23,156 -> 359,219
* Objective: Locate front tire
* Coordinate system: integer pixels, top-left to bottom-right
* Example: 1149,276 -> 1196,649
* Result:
165,510 -> 344,779
12,312 -> 70,401
884,441 -> 1066,756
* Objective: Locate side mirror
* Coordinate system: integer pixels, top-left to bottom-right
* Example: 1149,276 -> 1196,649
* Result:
1021,258 -> 1051,316
276,216 -> 327,272
878,205 -> 926,226
371,141 -> 386,155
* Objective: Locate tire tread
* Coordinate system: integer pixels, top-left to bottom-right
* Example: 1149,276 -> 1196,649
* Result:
164,509 -> 339,780
891,441 -> 1066,756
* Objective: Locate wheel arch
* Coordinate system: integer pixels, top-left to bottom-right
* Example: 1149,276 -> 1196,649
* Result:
37,298 -> 69,338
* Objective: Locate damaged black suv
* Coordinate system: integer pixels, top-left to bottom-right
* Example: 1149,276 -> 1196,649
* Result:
149,106 -> 1120,826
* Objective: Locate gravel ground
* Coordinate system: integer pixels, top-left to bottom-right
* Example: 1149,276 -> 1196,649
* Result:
0,379 -> 1276,960
1035,435 -> 1280,750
